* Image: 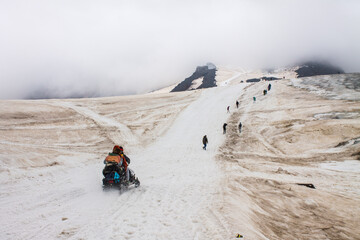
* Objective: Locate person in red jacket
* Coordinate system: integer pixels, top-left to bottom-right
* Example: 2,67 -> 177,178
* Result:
118,146 -> 139,186
104,145 -> 129,179
103,145 -> 139,186
118,146 -> 130,181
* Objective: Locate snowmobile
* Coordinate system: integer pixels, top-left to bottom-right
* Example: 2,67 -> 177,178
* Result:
102,162 -> 140,190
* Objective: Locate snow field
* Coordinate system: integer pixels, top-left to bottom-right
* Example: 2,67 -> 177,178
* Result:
1,73 -> 359,239
0,83 -> 246,240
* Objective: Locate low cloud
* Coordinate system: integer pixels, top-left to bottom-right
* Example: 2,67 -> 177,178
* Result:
1,0 -> 359,99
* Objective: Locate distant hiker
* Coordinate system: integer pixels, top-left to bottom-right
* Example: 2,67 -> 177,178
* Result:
268,83 -> 272,91
238,122 -> 242,133
253,96 -> 256,102
236,100 -> 239,108
223,123 -> 228,134
227,106 -> 230,113
202,135 -> 208,150
263,89 -> 267,95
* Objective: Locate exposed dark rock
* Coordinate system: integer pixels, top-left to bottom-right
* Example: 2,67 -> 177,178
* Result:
335,137 -> 360,148
246,76 -> 281,83
296,183 -> 316,189
295,61 -> 345,78
246,78 -> 261,83
171,63 -> 217,92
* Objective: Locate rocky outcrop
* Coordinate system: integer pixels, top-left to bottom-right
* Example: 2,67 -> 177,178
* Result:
295,61 -> 345,78
246,76 -> 281,83
171,63 -> 217,92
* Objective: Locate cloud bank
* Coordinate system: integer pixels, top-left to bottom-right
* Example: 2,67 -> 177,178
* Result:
0,0 -> 359,99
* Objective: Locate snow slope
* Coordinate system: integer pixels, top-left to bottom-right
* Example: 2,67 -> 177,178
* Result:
1,73 -> 359,240
0,84 -> 245,240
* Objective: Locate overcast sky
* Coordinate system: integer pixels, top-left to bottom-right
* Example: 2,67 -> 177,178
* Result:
1,0 -> 359,99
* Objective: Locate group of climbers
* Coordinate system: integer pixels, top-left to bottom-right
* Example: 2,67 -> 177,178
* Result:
202,99 -> 244,150
203,82 -> 273,150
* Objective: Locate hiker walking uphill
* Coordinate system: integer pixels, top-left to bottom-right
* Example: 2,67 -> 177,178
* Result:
236,100 -> 239,108
238,122 -> 242,133
223,123 -> 228,134
202,135 -> 208,150
268,83 -> 272,91
227,106 -> 230,113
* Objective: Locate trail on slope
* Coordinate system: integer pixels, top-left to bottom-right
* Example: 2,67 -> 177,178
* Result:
61,84 -> 246,240
218,71 -> 246,87
52,101 -> 138,146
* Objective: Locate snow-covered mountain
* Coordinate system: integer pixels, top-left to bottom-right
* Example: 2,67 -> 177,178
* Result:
161,61 -> 346,94
0,72 -> 359,239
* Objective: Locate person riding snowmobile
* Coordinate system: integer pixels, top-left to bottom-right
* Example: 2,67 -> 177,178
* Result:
103,145 -> 124,177
103,145 -> 132,184
118,146 -> 132,183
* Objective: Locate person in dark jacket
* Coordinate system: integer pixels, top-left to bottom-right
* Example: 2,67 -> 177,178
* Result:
223,123 -> 228,134
202,135 -> 208,150
103,145 -> 132,184
236,100 -> 239,108
103,145 -> 125,175
119,146 -> 132,183
268,83 -> 272,91
238,122 -> 242,133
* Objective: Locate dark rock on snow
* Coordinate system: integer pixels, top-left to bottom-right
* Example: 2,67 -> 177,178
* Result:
295,61 -> 345,78
171,63 -> 217,92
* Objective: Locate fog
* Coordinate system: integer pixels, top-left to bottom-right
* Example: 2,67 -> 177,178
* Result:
1,0 -> 359,99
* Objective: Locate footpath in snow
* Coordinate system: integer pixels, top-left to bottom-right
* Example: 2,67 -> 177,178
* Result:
73,84 -> 247,239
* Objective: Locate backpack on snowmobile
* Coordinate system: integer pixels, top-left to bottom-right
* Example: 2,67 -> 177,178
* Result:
102,162 -> 125,188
